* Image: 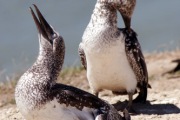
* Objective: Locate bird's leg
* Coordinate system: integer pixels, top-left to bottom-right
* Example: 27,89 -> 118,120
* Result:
127,92 -> 136,113
127,92 -> 133,109
123,109 -> 131,120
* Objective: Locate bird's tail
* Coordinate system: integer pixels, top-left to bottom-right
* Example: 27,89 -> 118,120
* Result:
133,85 -> 147,103
96,105 -> 130,120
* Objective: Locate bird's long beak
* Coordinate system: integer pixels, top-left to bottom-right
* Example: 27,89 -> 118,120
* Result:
120,13 -> 131,30
118,0 -> 136,31
30,4 -> 54,41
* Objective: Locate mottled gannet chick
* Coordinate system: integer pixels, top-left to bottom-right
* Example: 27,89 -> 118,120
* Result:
15,4 -> 130,120
79,0 -> 150,112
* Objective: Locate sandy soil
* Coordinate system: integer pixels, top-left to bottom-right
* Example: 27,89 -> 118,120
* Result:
0,50 -> 180,120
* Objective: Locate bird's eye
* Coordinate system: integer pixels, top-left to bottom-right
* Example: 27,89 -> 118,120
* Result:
52,33 -> 57,39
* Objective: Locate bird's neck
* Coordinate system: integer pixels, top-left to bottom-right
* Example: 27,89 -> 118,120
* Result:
52,40 -> 65,80
36,48 -> 54,78
37,47 -> 53,64
89,0 -> 118,27
35,45 -> 64,82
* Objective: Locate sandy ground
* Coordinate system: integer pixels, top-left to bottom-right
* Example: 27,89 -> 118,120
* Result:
0,50 -> 180,120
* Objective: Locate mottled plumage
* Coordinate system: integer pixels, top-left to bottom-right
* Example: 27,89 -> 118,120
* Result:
122,28 -> 150,103
79,0 -> 149,112
122,29 -> 148,86
15,4 -> 129,120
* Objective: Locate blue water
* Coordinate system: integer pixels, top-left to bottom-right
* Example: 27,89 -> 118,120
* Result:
0,0 -> 180,81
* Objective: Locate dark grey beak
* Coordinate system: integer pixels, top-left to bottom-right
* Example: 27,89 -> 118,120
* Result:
30,4 -> 54,42
118,0 -> 136,31
121,13 -> 131,30
118,8 -> 131,30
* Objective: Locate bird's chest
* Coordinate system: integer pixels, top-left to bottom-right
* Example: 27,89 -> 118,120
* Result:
15,73 -> 51,116
83,29 -> 125,67
83,36 -> 136,91
82,26 -> 118,50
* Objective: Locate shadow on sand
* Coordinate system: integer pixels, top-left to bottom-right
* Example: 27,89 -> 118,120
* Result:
113,100 -> 180,115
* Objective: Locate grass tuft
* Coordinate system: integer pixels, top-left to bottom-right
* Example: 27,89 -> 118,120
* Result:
60,66 -> 84,78
58,66 -> 84,84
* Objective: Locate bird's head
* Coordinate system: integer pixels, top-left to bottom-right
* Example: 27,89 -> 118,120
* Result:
116,0 -> 136,30
30,4 -> 64,55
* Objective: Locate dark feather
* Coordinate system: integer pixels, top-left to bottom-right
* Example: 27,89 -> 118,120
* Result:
119,28 -> 149,88
49,83 -> 109,111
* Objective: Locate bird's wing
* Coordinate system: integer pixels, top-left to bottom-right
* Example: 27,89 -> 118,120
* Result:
120,28 -> 148,88
78,43 -> 87,70
50,83 -> 106,110
50,83 -> 125,120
